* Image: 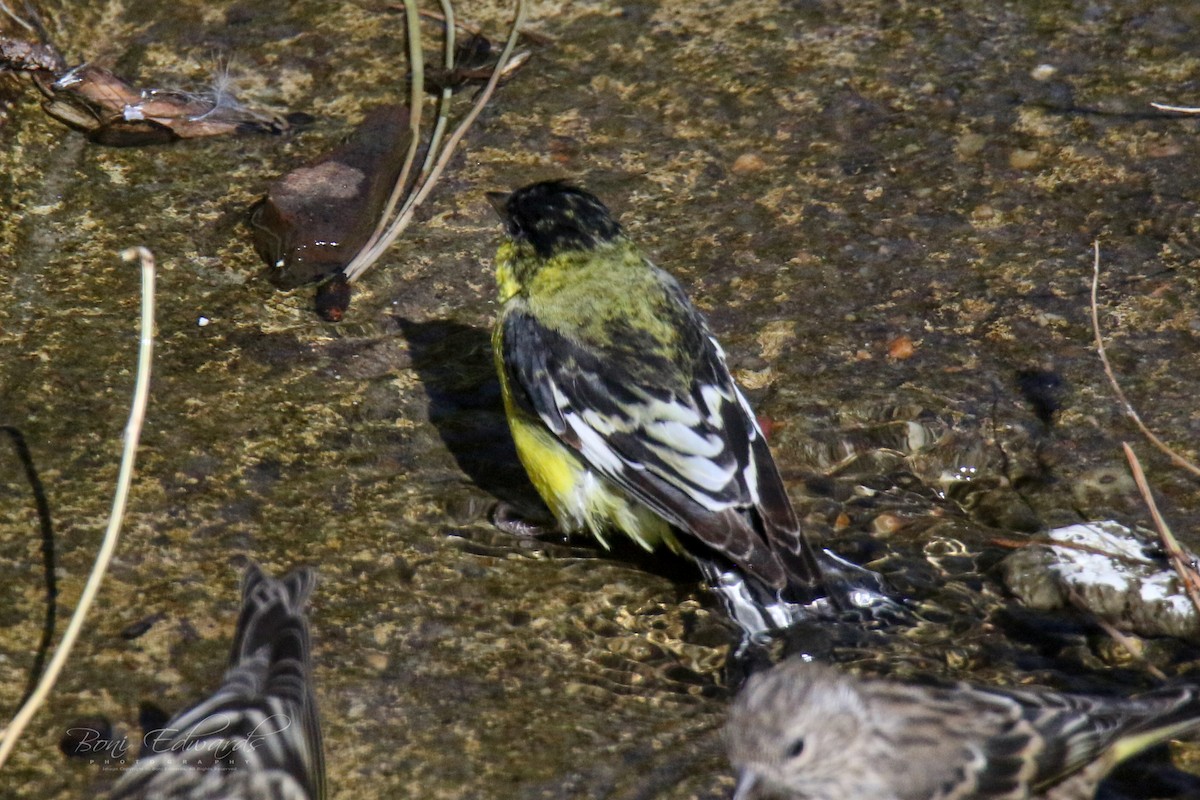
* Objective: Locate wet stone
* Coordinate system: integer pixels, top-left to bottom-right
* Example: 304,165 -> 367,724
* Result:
249,104 -> 412,290
1002,521 -> 1200,641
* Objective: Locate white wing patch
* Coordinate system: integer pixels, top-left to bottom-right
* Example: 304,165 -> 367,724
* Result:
734,384 -> 764,504
636,394 -> 703,427
699,384 -> 730,426
646,448 -> 737,494
567,414 -> 627,473
742,441 -> 761,505
550,373 -> 749,511
734,384 -> 764,443
581,408 -> 621,435
645,419 -> 724,457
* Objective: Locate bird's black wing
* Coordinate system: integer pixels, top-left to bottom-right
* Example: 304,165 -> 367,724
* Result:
501,297 -> 822,595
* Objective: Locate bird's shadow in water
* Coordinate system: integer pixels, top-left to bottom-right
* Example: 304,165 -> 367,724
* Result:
394,316 -> 703,586
395,317 -> 540,512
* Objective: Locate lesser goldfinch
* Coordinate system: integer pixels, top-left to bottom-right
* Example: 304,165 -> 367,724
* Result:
488,180 -> 832,633
108,564 -> 325,800
726,659 -> 1200,800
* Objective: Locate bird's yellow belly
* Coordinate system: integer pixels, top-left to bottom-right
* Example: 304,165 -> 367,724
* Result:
506,409 -> 681,555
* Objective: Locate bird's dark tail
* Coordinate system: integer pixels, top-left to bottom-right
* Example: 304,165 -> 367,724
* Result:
695,548 -> 913,652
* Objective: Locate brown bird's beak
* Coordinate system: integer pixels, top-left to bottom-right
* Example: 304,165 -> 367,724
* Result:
485,190 -> 511,219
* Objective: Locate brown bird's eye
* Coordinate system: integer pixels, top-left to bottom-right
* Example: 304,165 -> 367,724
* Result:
786,738 -> 806,758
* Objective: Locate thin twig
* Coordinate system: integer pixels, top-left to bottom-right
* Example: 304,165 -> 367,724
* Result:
1150,102 -> 1200,114
344,0 -> 528,283
1089,240 -> 1200,477
0,0 -> 36,32
0,247 -> 156,768
350,0 -> 427,279
986,534 -> 1156,567
410,0 -> 457,191
1122,442 -> 1200,619
413,6 -> 554,44
355,0 -> 526,273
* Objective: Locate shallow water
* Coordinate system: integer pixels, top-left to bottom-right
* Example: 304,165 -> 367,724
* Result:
3,0 -> 1200,797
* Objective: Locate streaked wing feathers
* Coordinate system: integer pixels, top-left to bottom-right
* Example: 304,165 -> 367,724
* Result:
108,565 -> 324,800
501,304 -> 818,591
952,683 -> 1200,798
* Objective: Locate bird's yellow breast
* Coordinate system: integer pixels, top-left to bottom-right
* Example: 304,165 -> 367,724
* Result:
494,340 -> 681,555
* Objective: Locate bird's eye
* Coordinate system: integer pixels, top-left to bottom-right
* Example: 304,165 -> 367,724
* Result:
785,738 -> 805,759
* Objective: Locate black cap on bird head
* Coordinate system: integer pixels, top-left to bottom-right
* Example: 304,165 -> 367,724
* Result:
486,180 -> 622,259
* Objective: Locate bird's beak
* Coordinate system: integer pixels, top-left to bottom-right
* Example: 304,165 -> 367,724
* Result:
485,191 -> 511,219
732,769 -> 758,800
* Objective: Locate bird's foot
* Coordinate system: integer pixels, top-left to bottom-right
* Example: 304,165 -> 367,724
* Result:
489,501 -> 561,539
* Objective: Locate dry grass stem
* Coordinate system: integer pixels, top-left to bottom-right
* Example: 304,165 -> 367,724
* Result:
344,0 -> 528,283
354,0 -> 427,276
0,1 -> 36,32
0,247 -> 156,769
986,535 -> 1156,567
1122,442 -> 1200,620
1065,586 -> 1167,681
1150,102 -> 1200,114
414,6 -> 553,44
1089,240 -> 1200,477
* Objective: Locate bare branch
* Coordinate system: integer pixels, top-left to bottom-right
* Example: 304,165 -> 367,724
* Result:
1122,442 -> 1200,620
1089,240 -> 1200,477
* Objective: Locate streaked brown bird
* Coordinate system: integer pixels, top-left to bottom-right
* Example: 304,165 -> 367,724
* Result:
107,564 -> 324,800
727,659 -> 1200,800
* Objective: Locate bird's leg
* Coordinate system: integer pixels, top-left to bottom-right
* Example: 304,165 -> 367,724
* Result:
489,501 -> 562,538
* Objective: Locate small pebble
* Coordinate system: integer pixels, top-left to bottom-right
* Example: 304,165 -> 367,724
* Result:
1030,63 -> 1057,81
956,132 -> 986,158
887,335 -> 916,360
731,152 -> 767,174
872,513 -> 904,534
1009,148 -> 1040,169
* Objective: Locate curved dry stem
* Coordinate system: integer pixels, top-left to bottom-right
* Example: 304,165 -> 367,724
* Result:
1064,583 -> 1167,681
405,0 -> 526,213
0,246 -> 156,769
1150,102 -> 1200,114
0,1 -> 36,32
345,0 -> 528,283
409,0 -> 456,189
1089,240 -> 1200,478
346,0 -> 427,283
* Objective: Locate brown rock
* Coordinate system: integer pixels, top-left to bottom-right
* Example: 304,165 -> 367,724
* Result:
250,104 -> 412,289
